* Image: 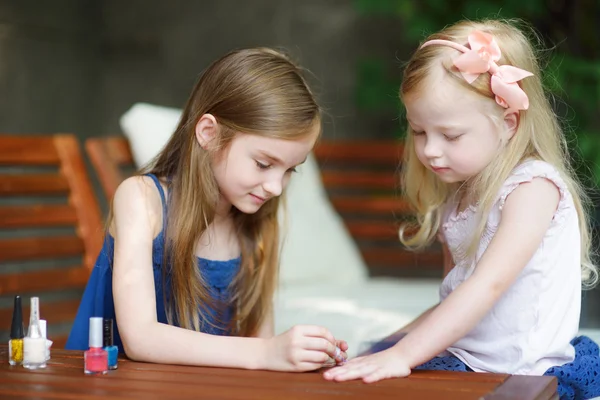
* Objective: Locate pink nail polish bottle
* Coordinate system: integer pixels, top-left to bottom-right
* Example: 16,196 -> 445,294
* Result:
84,317 -> 108,375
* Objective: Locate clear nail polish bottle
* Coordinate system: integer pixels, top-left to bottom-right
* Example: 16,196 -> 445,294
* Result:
23,297 -> 47,369
84,317 -> 108,375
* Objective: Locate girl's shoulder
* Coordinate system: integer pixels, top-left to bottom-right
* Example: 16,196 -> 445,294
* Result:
498,160 -> 569,211
112,175 -> 166,238
509,159 -> 562,179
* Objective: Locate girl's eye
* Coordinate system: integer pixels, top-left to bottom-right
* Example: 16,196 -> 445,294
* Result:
256,161 -> 270,169
287,167 -> 297,173
412,130 -> 425,136
444,134 -> 463,141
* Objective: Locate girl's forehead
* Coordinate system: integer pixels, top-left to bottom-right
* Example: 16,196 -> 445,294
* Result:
232,130 -> 317,163
405,78 -> 485,125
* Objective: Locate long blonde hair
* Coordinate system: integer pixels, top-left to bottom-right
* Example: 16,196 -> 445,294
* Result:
399,19 -> 597,287
141,48 -> 320,335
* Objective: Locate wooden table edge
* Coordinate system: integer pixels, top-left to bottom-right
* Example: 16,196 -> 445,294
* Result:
484,374 -> 558,400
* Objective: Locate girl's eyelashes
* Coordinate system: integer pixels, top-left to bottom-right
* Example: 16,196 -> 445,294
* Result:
256,160 -> 298,173
412,131 -> 462,141
256,160 -> 271,169
444,134 -> 463,141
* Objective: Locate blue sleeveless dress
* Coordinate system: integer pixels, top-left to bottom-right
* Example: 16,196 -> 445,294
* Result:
65,174 -> 241,353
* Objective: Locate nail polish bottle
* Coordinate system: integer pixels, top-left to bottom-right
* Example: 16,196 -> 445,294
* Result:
39,319 -> 53,362
84,317 -> 108,375
103,319 -> 118,370
23,297 -> 47,369
8,295 -> 24,366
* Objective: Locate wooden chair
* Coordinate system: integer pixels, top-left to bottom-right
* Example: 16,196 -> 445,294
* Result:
0,134 -> 103,348
86,137 -> 442,276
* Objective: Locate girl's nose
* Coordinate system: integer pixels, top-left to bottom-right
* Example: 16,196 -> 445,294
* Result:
262,177 -> 283,197
423,137 -> 442,159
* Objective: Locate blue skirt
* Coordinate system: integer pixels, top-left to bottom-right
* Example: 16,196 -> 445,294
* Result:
367,336 -> 600,400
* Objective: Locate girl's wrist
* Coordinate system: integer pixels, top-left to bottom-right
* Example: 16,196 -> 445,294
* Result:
249,337 -> 269,370
390,341 -> 419,369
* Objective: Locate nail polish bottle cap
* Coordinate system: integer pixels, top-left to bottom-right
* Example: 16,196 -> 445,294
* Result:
39,320 -> 47,339
103,318 -> 114,347
89,317 -> 103,348
10,295 -> 24,339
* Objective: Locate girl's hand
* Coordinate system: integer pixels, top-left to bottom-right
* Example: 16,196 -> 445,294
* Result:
263,325 -> 348,372
334,339 -> 349,364
323,348 -> 411,383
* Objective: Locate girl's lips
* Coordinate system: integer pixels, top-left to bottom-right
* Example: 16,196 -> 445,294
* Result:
250,194 -> 266,203
432,166 -> 450,172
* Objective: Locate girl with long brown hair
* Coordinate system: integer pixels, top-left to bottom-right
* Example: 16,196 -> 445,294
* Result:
66,47 -> 348,371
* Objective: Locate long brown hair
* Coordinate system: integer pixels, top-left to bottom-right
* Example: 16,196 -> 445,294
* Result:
399,19 -> 597,287
142,48 -> 321,335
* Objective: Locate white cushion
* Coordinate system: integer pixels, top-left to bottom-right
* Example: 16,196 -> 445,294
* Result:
119,103 -> 368,286
119,103 -> 182,169
278,154 -> 367,286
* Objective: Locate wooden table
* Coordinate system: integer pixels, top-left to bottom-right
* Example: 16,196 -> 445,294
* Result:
0,346 -> 557,399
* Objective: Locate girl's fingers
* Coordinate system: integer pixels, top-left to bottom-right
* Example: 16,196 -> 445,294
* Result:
298,325 -> 336,344
297,361 -> 327,372
333,346 -> 348,364
335,340 -> 349,352
299,350 -> 332,364
291,326 -> 349,363
323,358 -> 367,380
332,363 -> 378,382
323,364 -> 351,380
303,337 -> 337,357
363,370 -> 386,383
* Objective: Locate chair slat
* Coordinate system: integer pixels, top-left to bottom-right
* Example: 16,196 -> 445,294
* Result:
321,171 -> 397,190
0,299 -> 80,331
0,204 -> 78,228
0,135 -> 60,165
0,236 -> 84,262
86,138 -> 128,201
330,196 -> 410,214
314,140 -> 403,165
105,136 -> 134,165
0,174 -> 69,196
0,133 -> 103,343
0,265 -> 88,295
346,220 -> 399,240
55,135 -> 103,270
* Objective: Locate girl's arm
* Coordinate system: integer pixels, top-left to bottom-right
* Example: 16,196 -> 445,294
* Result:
326,178 -> 560,381
112,177 -> 341,371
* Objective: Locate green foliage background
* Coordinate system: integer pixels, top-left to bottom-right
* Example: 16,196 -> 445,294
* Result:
354,0 -> 600,189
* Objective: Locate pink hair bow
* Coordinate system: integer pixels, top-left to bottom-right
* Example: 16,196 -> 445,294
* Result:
421,30 -> 534,113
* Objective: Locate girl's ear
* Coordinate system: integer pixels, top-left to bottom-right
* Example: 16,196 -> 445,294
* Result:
503,111 -> 519,141
195,114 -> 218,150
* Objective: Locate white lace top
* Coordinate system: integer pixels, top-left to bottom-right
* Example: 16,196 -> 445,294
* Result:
439,160 -> 581,375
